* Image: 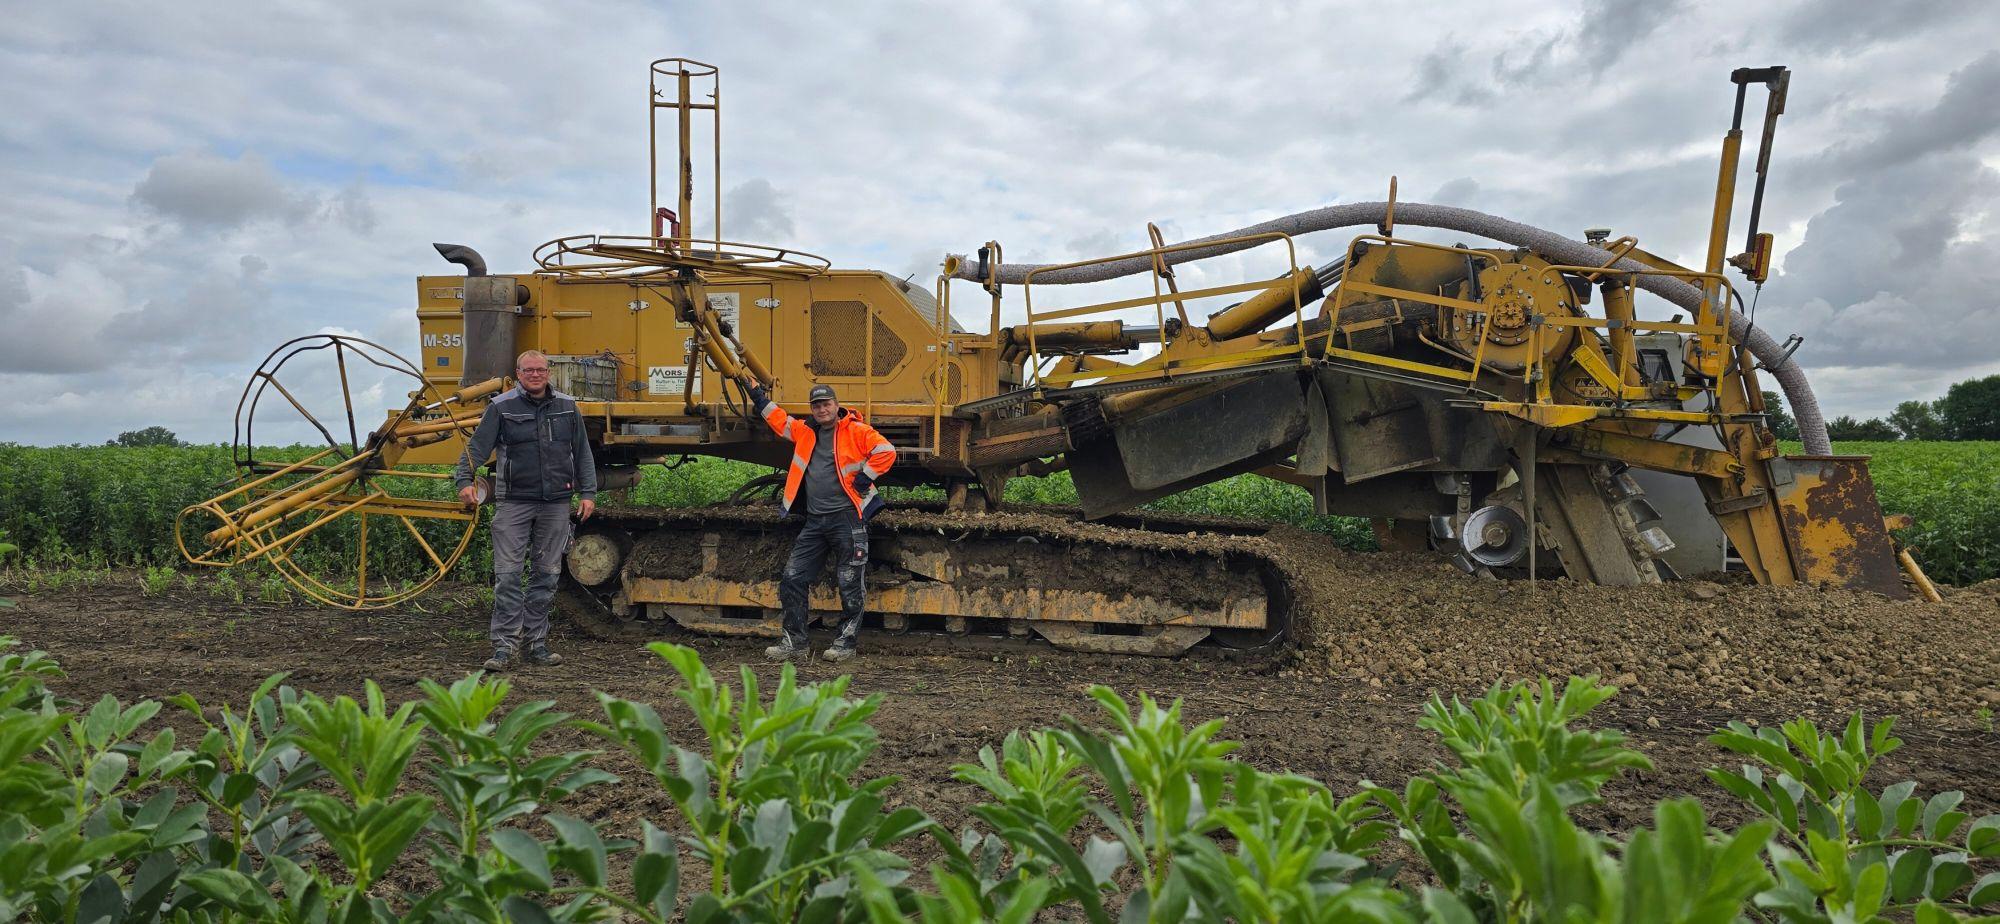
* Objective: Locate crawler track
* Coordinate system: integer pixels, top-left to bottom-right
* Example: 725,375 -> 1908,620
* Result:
568,504 -> 1296,656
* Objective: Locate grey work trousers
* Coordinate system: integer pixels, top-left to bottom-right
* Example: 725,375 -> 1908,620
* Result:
777,511 -> 868,648
490,500 -> 573,652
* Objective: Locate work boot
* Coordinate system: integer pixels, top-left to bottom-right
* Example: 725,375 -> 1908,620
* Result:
482,647 -> 513,672
524,644 -> 562,666
764,636 -> 808,661
820,639 -> 858,663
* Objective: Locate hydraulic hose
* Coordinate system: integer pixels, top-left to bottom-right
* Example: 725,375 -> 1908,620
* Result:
949,201 -> 1829,453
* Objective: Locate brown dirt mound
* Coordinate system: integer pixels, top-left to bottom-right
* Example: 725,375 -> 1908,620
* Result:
1262,527 -> 2000,724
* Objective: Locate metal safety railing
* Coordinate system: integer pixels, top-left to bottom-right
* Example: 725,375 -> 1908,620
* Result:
1321,235 -> 1503,387
1020,231 -> 1311,390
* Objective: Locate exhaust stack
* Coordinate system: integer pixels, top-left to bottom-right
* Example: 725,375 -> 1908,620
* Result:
433,243 -> 520,386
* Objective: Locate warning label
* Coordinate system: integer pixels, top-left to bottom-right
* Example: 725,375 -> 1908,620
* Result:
706,292 -> 740,327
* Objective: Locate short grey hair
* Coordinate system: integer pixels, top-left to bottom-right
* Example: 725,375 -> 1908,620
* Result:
516,350 -> 549,369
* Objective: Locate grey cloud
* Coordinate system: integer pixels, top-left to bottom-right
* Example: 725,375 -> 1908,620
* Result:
1573,0 -> 1683,74
722,179 -> 795,244
1410,1 -> 1683,106
130,150 -> 312,229
1406,41 -> 1497,106
1778,0 -> 1974,51
0,263 -> 120,375
107,255 -> 273,356
1492,34 -> 1561,84
1764,153 -> 2000,371
1065,229 -> 1132,260
1823,51 -> 2000,173
1429,177 -> 1480,203
329,184 -> 378,235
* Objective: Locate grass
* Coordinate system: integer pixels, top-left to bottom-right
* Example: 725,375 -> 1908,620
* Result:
0,441 -> 1992,586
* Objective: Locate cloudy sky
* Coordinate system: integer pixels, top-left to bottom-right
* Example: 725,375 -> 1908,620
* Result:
4,0 -> 1998,445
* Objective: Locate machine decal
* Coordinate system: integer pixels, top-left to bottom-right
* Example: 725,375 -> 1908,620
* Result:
648,365 -> 697,395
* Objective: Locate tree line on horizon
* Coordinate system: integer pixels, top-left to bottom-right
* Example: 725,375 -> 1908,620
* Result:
1766,373 -> 1998,442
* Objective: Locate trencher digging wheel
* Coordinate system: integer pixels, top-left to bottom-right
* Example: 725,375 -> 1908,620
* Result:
177,335 -> 496,609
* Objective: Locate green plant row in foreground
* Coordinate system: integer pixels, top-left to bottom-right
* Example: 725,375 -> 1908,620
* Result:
1,636 -> 1994,923
3,440 -> 1996,584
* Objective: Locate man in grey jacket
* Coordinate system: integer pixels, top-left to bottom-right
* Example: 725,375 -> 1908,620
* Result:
453,350 -> 597,670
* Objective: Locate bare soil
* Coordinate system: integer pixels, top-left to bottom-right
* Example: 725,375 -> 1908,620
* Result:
3,519 -> 1996,893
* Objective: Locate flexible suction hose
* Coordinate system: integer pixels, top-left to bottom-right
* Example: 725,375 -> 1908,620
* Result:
949,201 -> 1828,453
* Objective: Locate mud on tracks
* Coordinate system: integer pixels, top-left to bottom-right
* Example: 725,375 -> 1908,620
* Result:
612,504 -> 1284,611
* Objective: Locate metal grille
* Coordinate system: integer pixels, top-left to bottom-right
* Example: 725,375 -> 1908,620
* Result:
548,355 -> 620,400
811,301 -> 907,376
921,417 -> 973,466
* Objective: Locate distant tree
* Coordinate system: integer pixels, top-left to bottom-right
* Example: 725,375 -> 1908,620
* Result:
1825,415 -> 1899,442
1761,390 -> 1799,441
1937,374 -> 2000,440
107,426 -> 182,448
1887,400 -> 1947,441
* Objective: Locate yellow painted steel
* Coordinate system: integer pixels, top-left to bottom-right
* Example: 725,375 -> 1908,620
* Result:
179,353 -> 485,609
1206,267 -> 1319,340
1020,231 -> 1309,390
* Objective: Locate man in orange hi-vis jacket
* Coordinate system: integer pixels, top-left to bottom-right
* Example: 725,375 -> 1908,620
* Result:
741,375 -> 896,662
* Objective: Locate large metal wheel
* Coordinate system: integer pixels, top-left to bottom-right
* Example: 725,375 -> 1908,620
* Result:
177,335 -> 484,609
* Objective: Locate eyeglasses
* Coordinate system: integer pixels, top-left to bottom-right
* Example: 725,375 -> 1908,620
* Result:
518,367 -> 550,374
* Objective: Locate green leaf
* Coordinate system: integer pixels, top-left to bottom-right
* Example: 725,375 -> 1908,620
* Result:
1913,899 -> 1956,924
871,807 -> 933,848
1968,815 -> 2000,857
1923,791 -> 1965,840
181,868 -> 279,916
1890,849 -> 1933,902
82,694 -> 120,747
1854,788 -> 1884,843
633,849 -> 680,917
1879,781 -> 1918,838
1853,861 -> 1888,921
751,797 -> 793,850
1420,888 -> 1481,924
220,771 -> 259,808
76,872 -> 124,924
1898,792 -> 1925,836
1968,871 -> 2000,908
86,751 -> 129,795
1926,852 -> 1974,901
548,813 -> 608,887
492,827 -> 553,891
995,876 -> 1056,924
1081,836 -> 1125,887
360,795 -> 434,881
500,896 -> 559,924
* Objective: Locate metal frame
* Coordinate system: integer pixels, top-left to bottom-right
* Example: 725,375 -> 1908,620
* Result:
1020,231 -> 1309,389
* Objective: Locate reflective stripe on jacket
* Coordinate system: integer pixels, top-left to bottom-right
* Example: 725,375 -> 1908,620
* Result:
757,398 -> 896,519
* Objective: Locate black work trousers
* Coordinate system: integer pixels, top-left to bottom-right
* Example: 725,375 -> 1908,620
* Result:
777,511 -> 868,647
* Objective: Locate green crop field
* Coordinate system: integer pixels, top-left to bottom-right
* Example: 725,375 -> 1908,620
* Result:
0,441 -> 1993,585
